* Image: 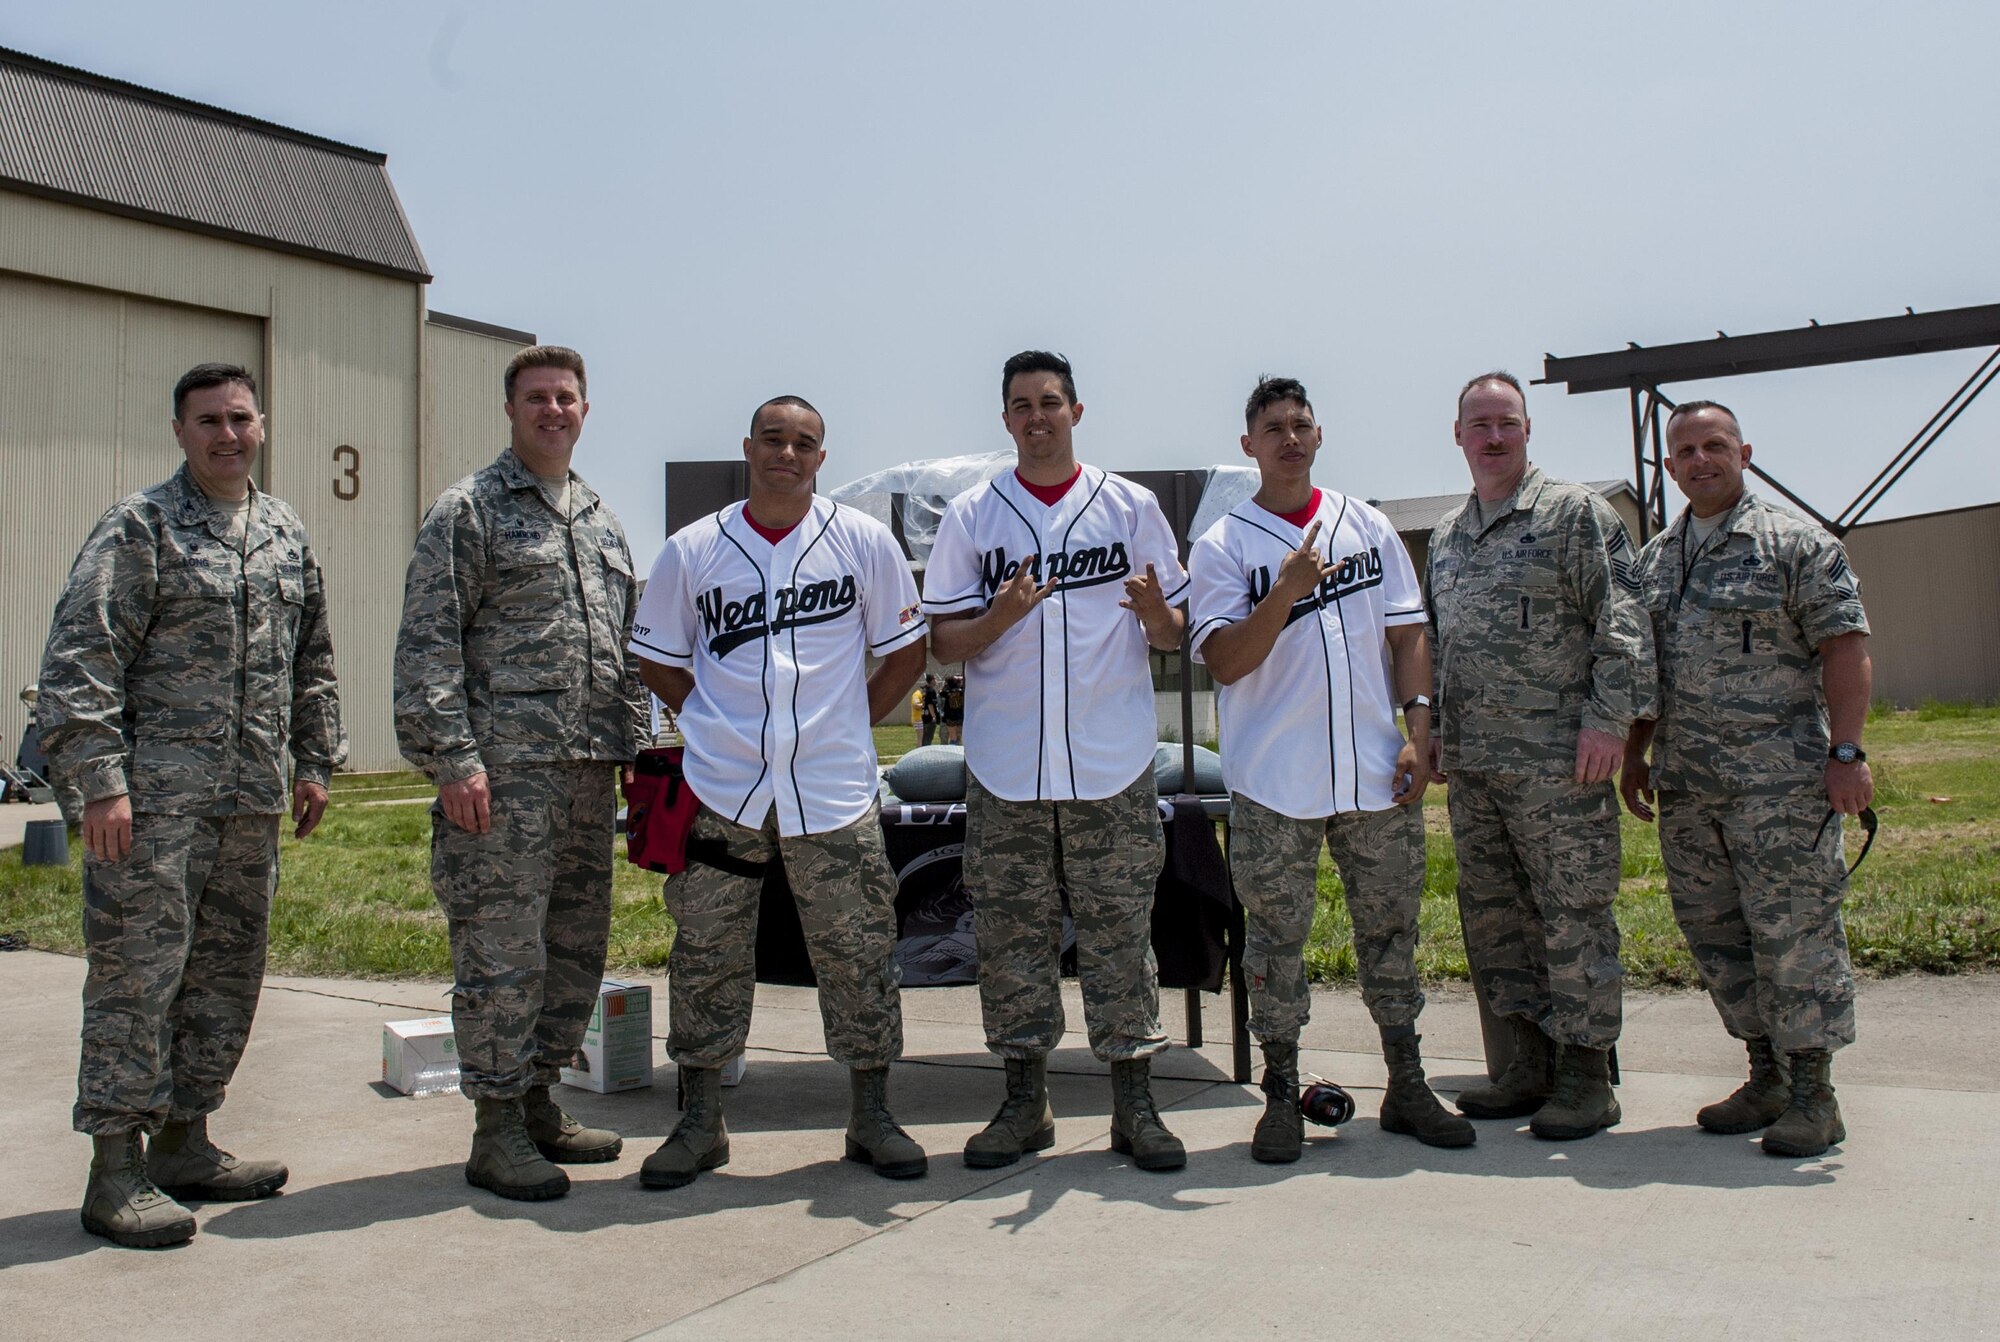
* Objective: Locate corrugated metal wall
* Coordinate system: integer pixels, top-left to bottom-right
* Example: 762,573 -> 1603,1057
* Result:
1844,503 -> 2000,706
421,320 -> 524,511
0,271 -> 264,767
2,189 -> 424,771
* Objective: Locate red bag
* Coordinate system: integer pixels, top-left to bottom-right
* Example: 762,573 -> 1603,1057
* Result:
625,747 -> 700,874
625,747 -> 773,879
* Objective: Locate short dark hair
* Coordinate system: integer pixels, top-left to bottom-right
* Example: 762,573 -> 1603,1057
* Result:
1667,399 -> 1743,438
1456,369 -> 1527,417
1002,350 -> 1077,407
504,345 -> 587,401
750,395 -> 825,438
1244,376 -> 1313,431
172,363 -> 259,420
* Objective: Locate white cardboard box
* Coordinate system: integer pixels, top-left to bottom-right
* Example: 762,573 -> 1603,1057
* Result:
560,979 -> 654,1093
382,1016 -> 459,1096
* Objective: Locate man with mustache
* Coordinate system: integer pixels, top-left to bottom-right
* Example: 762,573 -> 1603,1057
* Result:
1426,371 -> 1655,1141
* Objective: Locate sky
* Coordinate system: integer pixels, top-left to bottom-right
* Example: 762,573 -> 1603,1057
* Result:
8,1 -> 1998,572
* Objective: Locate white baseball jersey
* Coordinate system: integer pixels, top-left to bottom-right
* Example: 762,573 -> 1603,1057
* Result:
631,497 -> 926,837
923,465 -> 1188,803
1189,489 -> 1424,819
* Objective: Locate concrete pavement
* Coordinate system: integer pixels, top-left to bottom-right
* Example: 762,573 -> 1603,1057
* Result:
1,948 -> 1993,1341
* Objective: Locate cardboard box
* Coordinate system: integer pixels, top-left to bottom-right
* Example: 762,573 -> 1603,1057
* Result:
561,979 -> 654,1093
382,1016 -> 459,1096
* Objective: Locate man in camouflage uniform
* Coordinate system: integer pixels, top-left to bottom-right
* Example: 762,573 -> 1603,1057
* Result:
1192,376 -> 1474,1162
1622,401 -> 1871,1158
925,351 -> 1190,1172
394,346 -> 647,1201
39,362 -> 346,1248
1425,371 -> 1655,1141
630,395 -> 931,1188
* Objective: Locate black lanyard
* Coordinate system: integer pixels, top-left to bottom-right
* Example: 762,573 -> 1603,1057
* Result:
1813,806 -> 1880,877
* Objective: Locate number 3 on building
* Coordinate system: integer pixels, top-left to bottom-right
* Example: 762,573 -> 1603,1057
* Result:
333,445 -> 361,500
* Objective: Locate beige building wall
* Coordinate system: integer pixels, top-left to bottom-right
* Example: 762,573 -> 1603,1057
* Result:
1843,503 -> 2000,707
1,189 -> 424,772
421,319 -> 528,510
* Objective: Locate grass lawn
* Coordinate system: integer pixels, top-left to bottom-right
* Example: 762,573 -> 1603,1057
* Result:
1305,702 -> 2000,986
4,706 -> 1996,985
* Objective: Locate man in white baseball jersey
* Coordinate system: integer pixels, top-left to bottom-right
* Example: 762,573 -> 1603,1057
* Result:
925,350 -> 1190,1172
630,395 -> 931,1188
1191,377 -> 1474,1162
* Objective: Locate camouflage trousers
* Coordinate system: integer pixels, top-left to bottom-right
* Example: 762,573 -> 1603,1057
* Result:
75,812 -> 279,1136
1447,771 -> 1623,1048
1228,795 -> 1427,1043
662,802 -> 903,1070
1658,790 -> 1856,1052
964,769 -> 1167,1062
432,762 -> 615,1101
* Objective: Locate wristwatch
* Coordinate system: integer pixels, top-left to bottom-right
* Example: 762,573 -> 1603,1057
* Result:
1402,695 -> 1432,715
1829,742 -> 1867,764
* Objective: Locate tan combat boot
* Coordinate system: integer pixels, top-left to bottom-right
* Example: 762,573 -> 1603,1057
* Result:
963,1055 -> 1056,1169
1762,1049 -> 1845,1157
522,1084 -> 623,1163
1250,1041 -> 1303,1164
1529,1044 -> 1621,1140
147,1115 -> 288,1201
465,1096 -> 571,1200
1379,1034 -> 1477,1148
640,1065 -> 730,1189
1697,1038 -> 1791,1134
1456,1017 -> 1555,1119
1109,1057 -> 1186,1172
845,1067 -> 928,1179
82,1131 -> 197,1248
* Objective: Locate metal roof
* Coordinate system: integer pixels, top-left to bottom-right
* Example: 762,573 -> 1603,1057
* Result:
427,310 -> 537,344
0,46 -> 430,282
1373,479 -> 1634,536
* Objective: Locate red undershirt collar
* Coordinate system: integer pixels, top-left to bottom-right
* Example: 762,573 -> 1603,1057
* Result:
1015,465 -> 1083,506
1270,488 -> 1321,530
744,511 -> 802,545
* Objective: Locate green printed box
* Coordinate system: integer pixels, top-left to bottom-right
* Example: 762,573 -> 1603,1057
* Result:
560,980 -> 654,1093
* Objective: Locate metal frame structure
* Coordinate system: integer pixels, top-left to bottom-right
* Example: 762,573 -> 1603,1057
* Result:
1537,303 -> 2000,539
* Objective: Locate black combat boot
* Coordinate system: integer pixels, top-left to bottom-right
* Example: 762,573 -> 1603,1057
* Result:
1697,1038 -> 1791,1134
1529,1044 -> 1621,1140
641,1065 -> 730,1188
963,1055 -> 1056,1169
1456,1016 -> 1555,1119
1762,1049 -> 1845,1157
1250,1041 -> 1303,1164
1379,1034 -> 1477,1148
82,1131 -> 197,1248
1109,1058 -> 1186,1172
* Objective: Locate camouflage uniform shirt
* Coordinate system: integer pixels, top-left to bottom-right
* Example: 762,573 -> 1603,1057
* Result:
394,448 -> 648,778
1425,467 -> 1656,775
1636,491 -> 1869,796
37,464 -> 346,819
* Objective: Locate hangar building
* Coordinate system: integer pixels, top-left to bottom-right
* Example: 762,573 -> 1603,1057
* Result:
0,46 -> 532,772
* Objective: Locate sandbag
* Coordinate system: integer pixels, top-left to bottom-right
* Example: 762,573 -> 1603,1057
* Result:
1152,742 -> 1225,796
884,744 -> 968,802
